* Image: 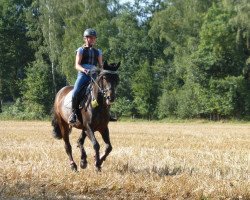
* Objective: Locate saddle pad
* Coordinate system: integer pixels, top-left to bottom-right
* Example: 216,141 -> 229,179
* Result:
63,90 -> 73,110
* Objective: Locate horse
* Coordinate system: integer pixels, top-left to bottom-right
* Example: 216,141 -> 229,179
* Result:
51,61 -> 120,171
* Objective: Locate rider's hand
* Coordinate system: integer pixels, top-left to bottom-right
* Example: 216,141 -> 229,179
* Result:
84,69 -> 90,75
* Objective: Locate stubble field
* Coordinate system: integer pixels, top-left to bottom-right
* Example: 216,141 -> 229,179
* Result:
0,120 -> 249,199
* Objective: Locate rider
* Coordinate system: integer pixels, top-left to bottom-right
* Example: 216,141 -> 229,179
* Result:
68,28 -> 103,124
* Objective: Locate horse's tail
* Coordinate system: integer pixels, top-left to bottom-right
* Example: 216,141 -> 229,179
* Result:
51,108 -> 62,140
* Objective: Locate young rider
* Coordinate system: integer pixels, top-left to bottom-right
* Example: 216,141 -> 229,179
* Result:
68,28 -> 103,124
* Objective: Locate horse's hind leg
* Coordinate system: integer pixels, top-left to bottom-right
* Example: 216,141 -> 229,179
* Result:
100,127 -> 112,166
60,121 -> 77,171
77,130 -> 88,169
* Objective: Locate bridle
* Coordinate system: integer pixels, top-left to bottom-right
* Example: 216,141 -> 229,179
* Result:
90,69 -> 118,101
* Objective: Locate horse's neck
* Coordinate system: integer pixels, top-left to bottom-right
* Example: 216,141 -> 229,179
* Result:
92,80 -> 110,109
92,82 -> 100,100
91,82 -> 102,105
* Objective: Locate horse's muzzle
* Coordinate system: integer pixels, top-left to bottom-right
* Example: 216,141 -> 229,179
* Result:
106,96 -> 114,106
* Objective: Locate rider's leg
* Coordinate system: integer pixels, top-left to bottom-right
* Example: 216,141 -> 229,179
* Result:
69,72 -> 90,124
68,95 -> 79,124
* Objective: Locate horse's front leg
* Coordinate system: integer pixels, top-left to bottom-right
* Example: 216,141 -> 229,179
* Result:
77,130 -> 88,169
85,124 -> 101,171
100,127 -> 112,166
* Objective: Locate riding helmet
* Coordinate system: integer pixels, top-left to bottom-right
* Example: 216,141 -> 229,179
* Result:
83,28 -> 97,37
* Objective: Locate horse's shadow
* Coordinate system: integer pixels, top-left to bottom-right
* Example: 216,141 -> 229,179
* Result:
116,162 -> 188,177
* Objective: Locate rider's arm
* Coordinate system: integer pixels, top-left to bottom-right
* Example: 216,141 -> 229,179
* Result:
97,49 -> 103,69
98,54 -> 103,69
75,50 -> 89,74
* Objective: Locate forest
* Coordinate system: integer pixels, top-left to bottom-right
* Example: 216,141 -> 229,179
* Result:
0,0 -> 250,120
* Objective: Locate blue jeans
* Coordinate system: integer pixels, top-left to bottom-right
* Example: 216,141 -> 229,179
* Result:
72,72 -> 91,100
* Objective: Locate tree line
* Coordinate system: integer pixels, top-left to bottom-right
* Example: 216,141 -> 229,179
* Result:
0,0 -> 250,120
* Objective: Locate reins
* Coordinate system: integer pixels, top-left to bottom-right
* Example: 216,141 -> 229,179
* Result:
90,76 -> 103,93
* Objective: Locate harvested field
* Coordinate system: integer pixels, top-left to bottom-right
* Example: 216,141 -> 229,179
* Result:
0,121 -> 249,199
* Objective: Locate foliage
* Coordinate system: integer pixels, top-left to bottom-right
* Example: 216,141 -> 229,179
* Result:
22,60 -> 55,114
0,0 -> 33,102
111,97 -> 133,118
157,90 -> 178,119
132,61 -> 155,119
194,3 -> 244,79
205,76 -> 247,119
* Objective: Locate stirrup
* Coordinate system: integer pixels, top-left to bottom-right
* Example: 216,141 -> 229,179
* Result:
68,112 -> 77,125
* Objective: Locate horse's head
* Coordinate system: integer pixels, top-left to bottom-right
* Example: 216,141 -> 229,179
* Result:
97,61 -> 120,106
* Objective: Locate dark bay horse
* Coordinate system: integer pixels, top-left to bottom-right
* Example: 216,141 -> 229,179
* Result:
52,61 -> 120,171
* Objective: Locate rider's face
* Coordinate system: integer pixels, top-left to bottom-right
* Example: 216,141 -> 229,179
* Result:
84,36 -> 96,47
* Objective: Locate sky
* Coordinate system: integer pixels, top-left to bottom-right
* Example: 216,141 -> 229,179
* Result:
120,0 -> 135,4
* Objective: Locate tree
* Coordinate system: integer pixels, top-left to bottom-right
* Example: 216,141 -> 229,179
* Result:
22,60 -> 55,116
108,11 -> 143,101
149,0 -> 212,119
204,76 -> 245,119
39,0 -> 65,95
132,61 -> 155,119
2,0 -> 250,120
0,0 -> 33,106
18,0 -> 66,116
194,3 -> 244,79
189,2 -> 250,119
228,0 -> 250,79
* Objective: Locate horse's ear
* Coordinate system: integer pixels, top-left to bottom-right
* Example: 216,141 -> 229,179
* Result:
103,60 -> 120,71
112,61 -> 120,71
116,61 -> 121,69
103,60 -> 108,68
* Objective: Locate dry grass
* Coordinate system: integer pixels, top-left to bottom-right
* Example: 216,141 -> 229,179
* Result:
0,120 -> 249,199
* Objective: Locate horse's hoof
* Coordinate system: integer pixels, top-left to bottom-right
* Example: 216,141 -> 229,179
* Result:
95,161 -> 102,172
70,163 -> 78,171
80,161 -> 88,169
95,166 -> 102,172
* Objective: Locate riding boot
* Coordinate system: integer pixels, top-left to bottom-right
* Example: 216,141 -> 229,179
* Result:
68,96 -> 79,124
